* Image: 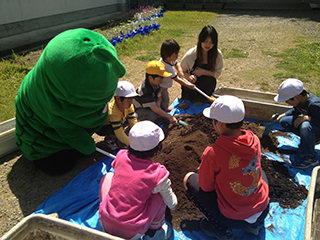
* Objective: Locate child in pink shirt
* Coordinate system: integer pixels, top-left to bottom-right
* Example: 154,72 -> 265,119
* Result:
99,120 -> 177,240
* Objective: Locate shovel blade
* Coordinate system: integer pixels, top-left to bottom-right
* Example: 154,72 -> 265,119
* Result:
262,113 -> 279,136
178,120 -> 188,126
262,123 -> 273,136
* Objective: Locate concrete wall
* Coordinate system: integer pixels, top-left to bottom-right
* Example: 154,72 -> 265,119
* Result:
0,0 -> 128,57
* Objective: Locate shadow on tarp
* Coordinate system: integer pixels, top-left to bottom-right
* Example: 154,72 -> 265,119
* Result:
34,98 -> 320,240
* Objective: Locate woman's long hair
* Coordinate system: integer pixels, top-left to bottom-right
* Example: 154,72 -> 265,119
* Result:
196,25 -> 218,71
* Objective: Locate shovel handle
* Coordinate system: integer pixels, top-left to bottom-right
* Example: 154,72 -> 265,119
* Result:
96,147 -> 116,159
272,113 -> 279,122
194,86 -> 215,102
182,78 -> 215,102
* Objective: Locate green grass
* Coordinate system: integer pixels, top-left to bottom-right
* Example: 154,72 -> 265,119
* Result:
0,57 -> 31,121
1,11 -> 320,122
114,11 -> 217,60
222,48 -> 249,59
263,42 -> 320,96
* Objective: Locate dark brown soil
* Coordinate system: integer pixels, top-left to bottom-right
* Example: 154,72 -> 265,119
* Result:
152,113 -> 308,231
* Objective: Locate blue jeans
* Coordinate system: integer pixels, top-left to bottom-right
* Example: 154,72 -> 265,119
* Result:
279,115 -> 320,157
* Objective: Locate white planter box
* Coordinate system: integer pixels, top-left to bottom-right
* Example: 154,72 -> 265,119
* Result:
213,87 -> 291,122
305,166 -> 320,240
1,214 -> 124,240
0,118 -> 17,158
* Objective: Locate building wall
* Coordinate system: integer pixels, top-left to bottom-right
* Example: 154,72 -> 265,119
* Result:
0,0 -> 128,57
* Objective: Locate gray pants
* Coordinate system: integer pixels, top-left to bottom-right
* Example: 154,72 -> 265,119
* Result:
135,102 -> 167,123
161,87 -> 170,109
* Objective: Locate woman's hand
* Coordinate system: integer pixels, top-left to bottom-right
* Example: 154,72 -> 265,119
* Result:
188,74 -> 197,83
192,67 -> 205,77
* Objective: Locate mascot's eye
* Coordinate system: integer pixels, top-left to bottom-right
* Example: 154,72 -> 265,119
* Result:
83,38 -> 91,42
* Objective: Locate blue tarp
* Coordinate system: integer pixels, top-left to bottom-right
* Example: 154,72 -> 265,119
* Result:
34,98 -> 320,240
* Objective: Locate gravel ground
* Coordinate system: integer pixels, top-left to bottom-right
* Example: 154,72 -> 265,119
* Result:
1,9 -> 320,238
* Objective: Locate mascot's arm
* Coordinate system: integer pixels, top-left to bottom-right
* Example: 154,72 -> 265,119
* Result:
53,117 -> 96,155
51,42 -> 126,155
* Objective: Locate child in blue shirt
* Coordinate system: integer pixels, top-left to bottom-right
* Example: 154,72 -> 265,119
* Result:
273,78 -> 320,169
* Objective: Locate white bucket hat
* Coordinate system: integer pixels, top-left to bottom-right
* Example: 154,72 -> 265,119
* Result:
203,95 -> 245,123
114,81 -> 140,97
129,121 -> 165,151
274,78 -> 304,102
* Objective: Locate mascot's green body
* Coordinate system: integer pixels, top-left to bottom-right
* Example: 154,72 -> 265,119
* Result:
15,28 -> 126,175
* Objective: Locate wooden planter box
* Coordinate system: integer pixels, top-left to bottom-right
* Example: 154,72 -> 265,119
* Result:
0,118 -> 17,158
213,87 -> 291,122
305,166 -> 320,240
1,214 -> 124,240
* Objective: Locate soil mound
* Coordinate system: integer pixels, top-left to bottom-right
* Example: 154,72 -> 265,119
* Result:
152,113 -> 308,230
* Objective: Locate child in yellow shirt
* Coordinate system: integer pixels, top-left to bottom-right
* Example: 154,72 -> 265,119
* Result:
96,81 -> 139,151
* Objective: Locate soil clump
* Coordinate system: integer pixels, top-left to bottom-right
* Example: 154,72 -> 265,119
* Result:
152,113 -> 308,231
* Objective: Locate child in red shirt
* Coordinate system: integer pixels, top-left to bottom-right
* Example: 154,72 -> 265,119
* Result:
183,95 -> 269,240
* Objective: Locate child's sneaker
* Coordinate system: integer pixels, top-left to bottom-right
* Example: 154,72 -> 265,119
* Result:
178,102 -> 189,109
143,223 -> 172,240
104,138 -> 118,152
200,217 -> 234,240
293,155 -> 319,169
193,101 -> 204,106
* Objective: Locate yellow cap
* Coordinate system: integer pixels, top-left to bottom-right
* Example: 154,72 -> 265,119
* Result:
146,60 -> 172,77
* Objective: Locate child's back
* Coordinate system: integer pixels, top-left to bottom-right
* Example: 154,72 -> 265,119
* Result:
184,95 -> 269,240
200,129 -> 268,219
99,121 -> 177,240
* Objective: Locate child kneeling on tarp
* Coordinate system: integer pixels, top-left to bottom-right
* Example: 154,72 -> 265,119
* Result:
272,78 -> 320,169
183,95 -> 269,240
99,120 -> 177,240
96,81 -> 140,152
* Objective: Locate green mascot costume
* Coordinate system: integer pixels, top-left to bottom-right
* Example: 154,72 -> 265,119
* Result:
15,28 -> 126,175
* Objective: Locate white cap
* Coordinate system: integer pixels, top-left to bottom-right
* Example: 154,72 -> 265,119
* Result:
129,121 -> 165,151
203,95 -> 245,123
114,81 -> 139,97
274,78 -> 304,102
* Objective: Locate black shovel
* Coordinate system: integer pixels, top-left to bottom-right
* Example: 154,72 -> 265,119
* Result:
263,113 -> 279,136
